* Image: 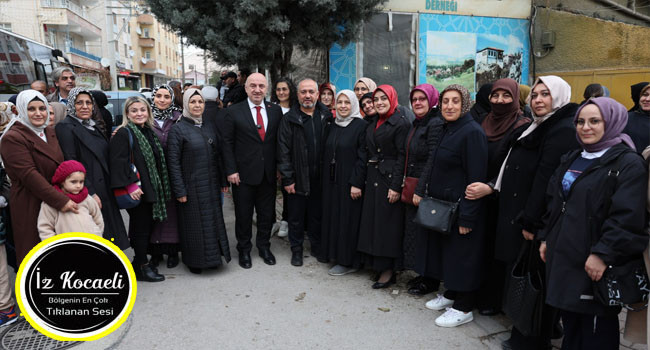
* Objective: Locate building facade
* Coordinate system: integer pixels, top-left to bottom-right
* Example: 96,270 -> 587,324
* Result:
130,12 -> 181,88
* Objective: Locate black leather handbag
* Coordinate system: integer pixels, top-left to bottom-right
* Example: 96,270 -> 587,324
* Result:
504,241 -> 545,337
413,196 -> 460,234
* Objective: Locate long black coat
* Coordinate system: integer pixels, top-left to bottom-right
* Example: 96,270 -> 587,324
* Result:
539,144 -> 648,316
320,118 -> 367,266
414,113 -> 488,291
166,117 -> 231,268
55,116 -> 129,249
624,110 -> 649,153
494,103 -> 580,263
357,110 -> 410,260
403,110 -> 443,269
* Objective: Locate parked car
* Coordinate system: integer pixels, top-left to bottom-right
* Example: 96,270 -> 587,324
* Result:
104,90 -> 145,128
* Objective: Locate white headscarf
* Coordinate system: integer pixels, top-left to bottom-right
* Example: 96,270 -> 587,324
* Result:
495,75 -> 572,190
16,89 -> 50,137
334,90 -> 362,127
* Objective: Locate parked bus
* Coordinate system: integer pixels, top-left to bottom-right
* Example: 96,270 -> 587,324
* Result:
0,28 -> 69,96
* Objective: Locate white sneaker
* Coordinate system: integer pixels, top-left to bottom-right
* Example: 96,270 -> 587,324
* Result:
271,222 -> 281,237
425,294 -> 454,311
277,221 -> 288,238
435,308 -> 473,327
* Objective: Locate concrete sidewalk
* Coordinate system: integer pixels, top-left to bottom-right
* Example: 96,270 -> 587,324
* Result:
3,194 -> 647,349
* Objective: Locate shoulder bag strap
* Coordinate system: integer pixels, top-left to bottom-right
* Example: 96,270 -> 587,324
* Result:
402,127 -> 417,187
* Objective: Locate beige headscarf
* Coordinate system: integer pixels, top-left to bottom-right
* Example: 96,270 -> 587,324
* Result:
182,88 -> 204,125
49,101 -> 67,125
356,77 -> 377,93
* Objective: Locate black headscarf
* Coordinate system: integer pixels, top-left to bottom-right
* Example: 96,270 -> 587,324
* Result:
469,83 -> 493,124
630,82 -> 649,112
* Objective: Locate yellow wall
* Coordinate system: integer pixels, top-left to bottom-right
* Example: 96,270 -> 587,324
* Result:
535,8 -> 650,73
535,8 -> 650,109
545,68 -> 650,110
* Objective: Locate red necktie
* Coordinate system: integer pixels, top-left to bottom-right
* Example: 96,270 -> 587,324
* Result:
255,106 -> 265,141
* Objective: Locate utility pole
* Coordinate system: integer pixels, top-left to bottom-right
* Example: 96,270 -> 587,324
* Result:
180,36 -> 185,84
203,49 -> 208,86
105,0 -> 118,91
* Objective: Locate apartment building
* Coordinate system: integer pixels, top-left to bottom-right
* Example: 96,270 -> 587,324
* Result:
130,11 -> 181,88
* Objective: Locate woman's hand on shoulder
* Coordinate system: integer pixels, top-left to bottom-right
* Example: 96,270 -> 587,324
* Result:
61,200 -> 79,214
465,182 -> 493,200
92,194 -> 102,209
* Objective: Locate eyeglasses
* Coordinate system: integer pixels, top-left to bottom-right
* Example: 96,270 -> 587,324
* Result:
411,97 -> 428,103
74,100 -> 93,106
575,119 -> 603,126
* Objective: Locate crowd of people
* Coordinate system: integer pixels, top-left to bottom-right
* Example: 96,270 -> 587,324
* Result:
0,65 -> 647,349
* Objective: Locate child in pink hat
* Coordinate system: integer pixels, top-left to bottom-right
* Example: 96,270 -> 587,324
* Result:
37,160 -> 104,240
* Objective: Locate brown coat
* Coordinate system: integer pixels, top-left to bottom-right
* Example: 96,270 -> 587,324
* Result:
0,123 -> 69,265
624,145 -> 650,345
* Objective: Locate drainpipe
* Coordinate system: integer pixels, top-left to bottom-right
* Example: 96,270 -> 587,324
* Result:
595,0 -> 650,23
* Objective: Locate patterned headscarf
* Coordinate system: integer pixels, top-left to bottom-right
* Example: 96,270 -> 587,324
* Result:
151,84 -> 181,121
574,97 -> 635,152
440,84 -> 471,117
334,90 -> 362,127
65,87 -> 96,119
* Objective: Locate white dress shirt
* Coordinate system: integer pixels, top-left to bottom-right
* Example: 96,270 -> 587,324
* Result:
247,98 -> 268,132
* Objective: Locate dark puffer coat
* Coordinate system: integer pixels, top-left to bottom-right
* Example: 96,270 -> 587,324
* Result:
167,117 -> 231,268
539,144 -> 648,316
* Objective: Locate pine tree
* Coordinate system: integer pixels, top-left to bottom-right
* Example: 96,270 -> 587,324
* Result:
145,0 -> 385,82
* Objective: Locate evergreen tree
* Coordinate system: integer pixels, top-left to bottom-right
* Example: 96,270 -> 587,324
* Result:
145,0 -> 385,81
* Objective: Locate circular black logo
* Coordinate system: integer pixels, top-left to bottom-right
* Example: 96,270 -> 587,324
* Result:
17,234 -> 136,340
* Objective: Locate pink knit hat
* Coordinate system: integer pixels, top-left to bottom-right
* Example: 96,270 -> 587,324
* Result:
52,160 -> 86,185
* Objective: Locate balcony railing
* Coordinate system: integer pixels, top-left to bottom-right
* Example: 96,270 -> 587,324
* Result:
138,38 -> 155,48
41,0 -> 87,18
69,46 -> 101,62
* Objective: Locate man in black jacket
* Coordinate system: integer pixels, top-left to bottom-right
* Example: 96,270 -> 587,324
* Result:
222,68 -> 250,107
277,79 -> 333,266
223,73 -> 282,269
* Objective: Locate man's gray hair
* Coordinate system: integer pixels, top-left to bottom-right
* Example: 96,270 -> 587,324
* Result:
51,66 -> 76,82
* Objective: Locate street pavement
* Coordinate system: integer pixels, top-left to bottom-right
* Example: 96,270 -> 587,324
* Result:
6,193 -> 647,349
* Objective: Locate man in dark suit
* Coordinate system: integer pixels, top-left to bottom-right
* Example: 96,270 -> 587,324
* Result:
223,72 -> 282,269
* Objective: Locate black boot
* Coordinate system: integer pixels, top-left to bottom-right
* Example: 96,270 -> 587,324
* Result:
167,253 -> 179,268
149,254 -> 163,268
134,262 -> 165,282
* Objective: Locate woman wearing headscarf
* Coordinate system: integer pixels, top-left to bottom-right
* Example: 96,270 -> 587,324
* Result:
463,79 -> 531,315
353,77 -> 377,101
357,85 -> 410,289
629,81 -> 649,112
469,83 -> 493,124
109,96 -> 171,282
55,87 -> 129,250
0,90 -> 76,265
624,82 -> 649,152
538,97 -> 647,349
495,76 -> 580,349
359,92 -> 377,121
318,82 -> 337,118
319,90 -> 367,276
148,84 -> 183,269
167,88 -> 231,273
402,84 -> 443,296
48,102 -> 67,125
412,84 -> 488,327
90,90 -> 113,139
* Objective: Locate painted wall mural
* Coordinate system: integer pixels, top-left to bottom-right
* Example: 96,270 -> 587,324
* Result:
418,14 -> 530,95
